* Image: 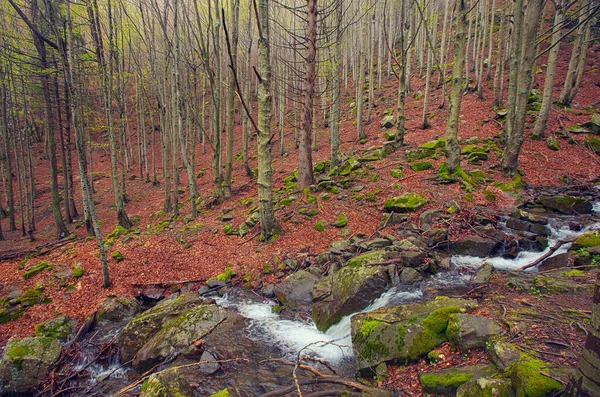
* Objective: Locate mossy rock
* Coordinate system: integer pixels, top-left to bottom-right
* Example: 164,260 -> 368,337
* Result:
456,378 -> 515,397
346,249 -> 394,268
390,168 -> 403,178
140,367 -> 194,397
419,139 -> 446,150
405,148 -> 435,162
507,354 -> 563,397
582,113 -> 600,134
410,161 -> 433,172
23,261 -> 51,280
97,296 -> 141,325
568,124 -> 590,134
468,151 -> 489,164
332,214 -> 348,228
538,196 -> 592,214
461,145 -> 479,155
584,136 -> 600,154
350,296 -> 478,370
0,337 -> 61,394
239,211 -> 261,236
312,265 -> 390,332
314,220 -> 326,232
383,193 -> 427,213
111,251 -> 125,262
34,316 -> 73,340
338,157 -> 362,176
546,137 -> 559,151
384,130 -> 397,141
381,115 -> 396,129
210,389 -> 230,397
420,365 -> 496,396
572,230 -> 600,250
446,313 -> 504,350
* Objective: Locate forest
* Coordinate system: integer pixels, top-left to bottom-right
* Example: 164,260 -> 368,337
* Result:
0,0 -> 600,395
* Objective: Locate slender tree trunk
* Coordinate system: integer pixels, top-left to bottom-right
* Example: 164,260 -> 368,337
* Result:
493,13 -> 506,106
330,0 -> 343,169
445,0 -> 468,172
53,73 -> 72,224
395,0 -> 407,148
0,71 -> 16,231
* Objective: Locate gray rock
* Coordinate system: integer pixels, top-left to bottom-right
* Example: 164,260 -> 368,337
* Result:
312,265 -> 390,332
400,267 -> 423,284
538,253 -> 570,272
97,296 -> 141,325
420,365 -> 497,396
401,250 -> 428,268
456,378 -> 515,397
273,271 -> 319,309
381,115 -> 396,129
140,367 -> 194,397
488,341 -> 520,371
539,196 -> 593,214
206,279 -> 227,289
198,350 -> 220,376
364,238 -> 393,250
6,290 -> 22,300
447,313 -> 504,350
0,337 -> 61,394
420,209 -> 444,225
451,235 -> 499,257
34,316 -> 74,340
471,262 -> 494,285
261,284 -> 275,298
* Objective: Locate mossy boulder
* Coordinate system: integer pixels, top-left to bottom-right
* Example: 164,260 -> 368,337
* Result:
140,367 -> 193,397
381,115 -> 396,129
582,113 -> 600,134
97,296 -> 141,325
34,316 -> 73,341
22,261 -> 51,280
383,193 -> 427,213
384,130 -> 397,141
507,272 -> 593,295
410,161 -> 433,171
420,365 -> 496,396
332,214 -> 348,228
273,270 -> 319,309
446,313 -> 504,350
0,337 -> 61,394
119,293 -> 202,363
546,137 -> 559,151
572,230 -> 600,250
507,354 -> 563,397
346,249 -> 395,267
312,265 -> 390,332
456,378 -> 515,397
405,148 -> 435,162
350,296 -> 478,370
538,196 -> 593,214
419,139 -> 446,150
238,211 -> 260,236
451,235 -> 499,257
338,157 -> 362,176
133,304 -> 227,372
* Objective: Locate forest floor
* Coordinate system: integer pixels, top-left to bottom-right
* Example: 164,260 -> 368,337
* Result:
0,41 -> 599,395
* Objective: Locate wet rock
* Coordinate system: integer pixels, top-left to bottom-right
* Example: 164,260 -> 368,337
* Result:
97,296 -> 141,325
383,193 -> 427,213
420,364 -> 496,396
400,267 -> 423,284
312,265 -> 390,332
451,235 -> 499,257
401,250 -> 428,268
447,313 -> 504,350
0,337 -> 61,394
572,230 -> 600,250
273,271 -> 319,309
538,253 -> 571,272
425,227 -> 448,247
471,262 -> 494,285
261,284 -> 275,298
133,304 -> 227,372
456,378 -> 515,397
538,196 -> 593,214
140,367 -> 193,397
206,280 -> 227,289
119,293 -> 203,363
350,296 -> 478,370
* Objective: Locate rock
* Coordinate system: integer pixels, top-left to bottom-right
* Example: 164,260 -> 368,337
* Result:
400,267 -> 423,284
97,296 -> 141,325
425,228 -> 448,247
6,290 -> 22,300
133,304 -> 227,372
572,230 -> 600,250
381,115 -> 396,129
350,297 -> 478,370
312,265 -> 390,331
585,136 -> 600,154
34,316 -> 73,340
582,112 -> 600,134
451,235 -> 499,257
538,253 -> 570,272
198,350 -> 220,376
380,213 -> 408,227
506,217 -> 550,236
401,250 -> 428,268
419,209 -> 444,225
382,140 -> 396,154
338,157 -> 361,176
383,193 -> 427,213
447,313 -> 504,350
206,279 -> 227,289
456,378 -> 515,397
471,262 -> 494,285
0,337 -> 61,394
488,342 -> 521,371
238,211 -> 260,236
538,196 -> 593,214
405,148 -> 435,162
261,284 -> 275,298
119,293 -> 203,363
273,271 -> 319,309
364,238 -> 392,250
546,137 -> 559,151
330,239 -> 352,252
506,272 -> 593,294
507,354 -> 563,397
346,250 -> 396,267
140,367 -> 193,397
420,364 -> 496,396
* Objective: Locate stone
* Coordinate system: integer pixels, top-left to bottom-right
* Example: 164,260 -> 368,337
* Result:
6,290 -> 22,300
273,271 -> 319,309
488,342 -> 521,371
34,316 -> 73,340
346,250 -> 396,267
425,228 -> 448,247
419,209 -> 444,225
198,350 -> 220,376
381,115 -> 396,129
446,313 -> 504,350
538,196 -> 593,214
133,304 -> 227,372
0,337 -> 61,394
405,148 -> 435,162
119,293 -> 203,363
420,364 -> 496,396
572,230 -> 600,250
140,367 -> 193,397
546,137 -> 559,151
451,235 -> 499,257
383,193 -> 427,213
456,378 -> 515,397
97,296 -> 141,325
400,267 -> 423,284
585,136 -> 600,154
507,354 -> 563,397
312,265 -> 390,332
401,250 -> 428,268
238,212 -> 260,236
350,297 -> 478,370
538,253 -> 570,272
364,238 -> 392,250
471,262 -> 494,285
582,112 -> 600,134
261,284 -> 275,298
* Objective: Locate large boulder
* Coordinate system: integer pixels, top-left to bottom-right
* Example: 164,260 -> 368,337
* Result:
572,230 -> 600,251
346,250 -> 396,267
451,235 -> 499,257
273,270 -> 319,309
350,297 -> 478,370
97,296 -> 141,325
0,337 -> 61,394
383,193 -> 427,213
312,265 -> 390,332
456,378 -> 515,397
538,253 -> 570,272
140,367 -> 194,397
133,304 -> 227,372
34,316 -> 74,341
538,196 -> 593,214
488,341 -> 521,371
506,354 -> 563,397
420,364 -> 496,396
446,313 -> 504,350
119,293 -> 203,363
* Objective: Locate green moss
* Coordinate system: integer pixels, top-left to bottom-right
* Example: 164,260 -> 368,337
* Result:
419,139 -> 445,150
5,341 -> 32,370
572,231 -> 600,250
422,306 -> 461,335
314,220 -> 326,232
34,316 -> 71,339
72,267 -> 83,278
561,269 -> 584,277
390,168 -> 404,178
23,261 -> 51,280
410,161 -> 433,171
332,214 -> 348,228
507,355 -> 563,397
355,317 -> 389,361
141,375 -> 168,395
111,251 -> 124,262
383,193 -> 427,213
420,370 -> 472,389
210,389 -> 230,397
216,265 -> 234,282
483,190 -> 497,202
408,328 -> 441,360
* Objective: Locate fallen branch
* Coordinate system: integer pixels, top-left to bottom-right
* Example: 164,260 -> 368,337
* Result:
0,236 -> 80,261
519,238 -> 576,271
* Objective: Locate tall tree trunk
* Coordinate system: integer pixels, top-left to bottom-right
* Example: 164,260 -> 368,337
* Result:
53,73 -> 72,224
395,0 -> 407,148
297,0 -> 317,189
492,13 -> 506,106
256,0 -> 281,240
445,0 -> 468,172
330,0 -> 343,169
0,70 -> 16,231
356,20 -> 367,141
